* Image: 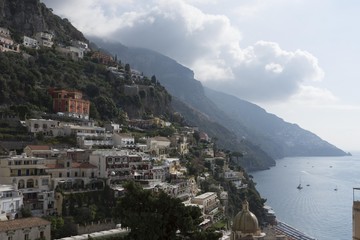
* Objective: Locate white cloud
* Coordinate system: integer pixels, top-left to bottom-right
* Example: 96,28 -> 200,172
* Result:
41,0 -> 325,102
290,85 -> 338,105
265,63 -> 283,73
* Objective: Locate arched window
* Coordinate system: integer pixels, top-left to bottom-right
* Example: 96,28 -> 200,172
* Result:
26,179 -> 34,188
18,180 -> 25,189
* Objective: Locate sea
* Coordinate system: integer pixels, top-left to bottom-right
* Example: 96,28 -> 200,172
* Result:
251,153 -> 360,240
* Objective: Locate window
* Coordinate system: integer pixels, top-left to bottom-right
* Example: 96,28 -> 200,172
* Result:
75,172 -> 78,177
42,178 -> 49,186
59,173 -> 62,178
24,234 -> 29,240
8,237 -> 12,240
67,172 -> 70,177
40,231 -> 44,238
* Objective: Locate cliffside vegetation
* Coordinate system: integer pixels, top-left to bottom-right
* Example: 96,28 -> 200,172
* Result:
0,48 -> 173,122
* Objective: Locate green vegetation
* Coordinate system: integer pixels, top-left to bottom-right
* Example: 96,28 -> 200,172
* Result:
114,181 -> 222,240
0,48 -> 173,122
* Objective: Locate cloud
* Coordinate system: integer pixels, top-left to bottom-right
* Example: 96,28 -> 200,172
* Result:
41,0 -> 325,102
290,85 -> 338,105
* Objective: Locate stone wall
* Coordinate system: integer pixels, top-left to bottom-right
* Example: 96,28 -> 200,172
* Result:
76,219 -> 117,235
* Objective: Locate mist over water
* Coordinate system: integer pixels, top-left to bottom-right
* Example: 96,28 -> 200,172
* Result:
251,154 -> 360,240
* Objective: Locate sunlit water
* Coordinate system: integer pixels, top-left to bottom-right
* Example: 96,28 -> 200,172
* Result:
251,154 -> 360,240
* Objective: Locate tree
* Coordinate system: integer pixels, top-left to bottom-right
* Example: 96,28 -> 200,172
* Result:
114,181 -> 220,240
151,75 -> 157,84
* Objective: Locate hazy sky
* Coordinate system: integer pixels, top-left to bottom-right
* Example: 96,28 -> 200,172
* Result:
41,0 -> 360,152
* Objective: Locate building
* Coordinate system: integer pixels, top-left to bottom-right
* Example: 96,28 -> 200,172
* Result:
23,145 -> 57,158
25,118 -> 60,136
49,89 -> 90,119
231,200 -> 266,240
191,192 -> 220,215
224,169 -> 245,189
89,150 -> 153,184
147,136 -> 171,155
105,123 -> 121,133
91,51 -> 114,65
0,185 -> 23,221
70,40 -> 89,51
56,46 -> 85,60
23,36 -> 39,49
46,160 -> 97,189
354,188 -> 360,240
0,27 -> 19,53
0,217 -> 51,240
0,155 -> 53,215
35,31 -> 54,48
112,133 -> 135,148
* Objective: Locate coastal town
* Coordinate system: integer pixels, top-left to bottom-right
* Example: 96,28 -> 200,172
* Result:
0,22 -> 320,239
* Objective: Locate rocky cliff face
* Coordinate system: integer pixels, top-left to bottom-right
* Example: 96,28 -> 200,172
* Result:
0,0 -> 86,42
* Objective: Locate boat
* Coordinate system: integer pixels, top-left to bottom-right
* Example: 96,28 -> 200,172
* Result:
297,176 -> 303,189
306,184 -> 310,187
334,186 -> 338,191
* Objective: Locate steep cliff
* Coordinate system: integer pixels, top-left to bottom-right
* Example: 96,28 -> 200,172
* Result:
0,0 -> 86,43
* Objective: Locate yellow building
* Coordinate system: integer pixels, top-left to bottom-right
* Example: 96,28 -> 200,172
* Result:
0,155 -> 53,215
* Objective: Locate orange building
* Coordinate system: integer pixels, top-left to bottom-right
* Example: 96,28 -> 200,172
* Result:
91,51 -> 114,65
49,89 -> 90,119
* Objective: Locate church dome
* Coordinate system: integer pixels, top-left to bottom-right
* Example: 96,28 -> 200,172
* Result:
232,200 -> 259,234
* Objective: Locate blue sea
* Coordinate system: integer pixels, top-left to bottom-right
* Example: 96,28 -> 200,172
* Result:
251,154 -> 360,240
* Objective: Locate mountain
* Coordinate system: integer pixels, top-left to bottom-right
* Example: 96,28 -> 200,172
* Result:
204,87 -> 347,158
0,0 -> 86,43
91,38 -> 348,161
0,0 -> 346,169
0,1 -> 173,122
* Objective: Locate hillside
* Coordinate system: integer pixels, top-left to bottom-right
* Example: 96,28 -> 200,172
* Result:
0,0 -> 347,170
204,87 -> 347,157
0,49 -> 173,121
91,38 -> 348,160
0,0 -> 86,43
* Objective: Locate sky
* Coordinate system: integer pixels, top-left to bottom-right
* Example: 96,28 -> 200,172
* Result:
41,0 -> 360,152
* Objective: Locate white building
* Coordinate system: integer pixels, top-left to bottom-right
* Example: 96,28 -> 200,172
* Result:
112,133 -> 135,148
51,124 -> 113,148
224,170 -> 245,189
25,118 -> 60,136
105,123 -> 121,133
56,46 -> 85,60
23,36 -> 39,49
0,185 -> 23,221
71,40 -> 89,50
191,192 -> 220,215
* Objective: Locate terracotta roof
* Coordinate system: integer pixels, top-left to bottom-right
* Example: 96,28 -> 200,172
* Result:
26,145 -> 51,151
46,164 -> 64,169
72,162 -> 97,169
0,217 -> 50,231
